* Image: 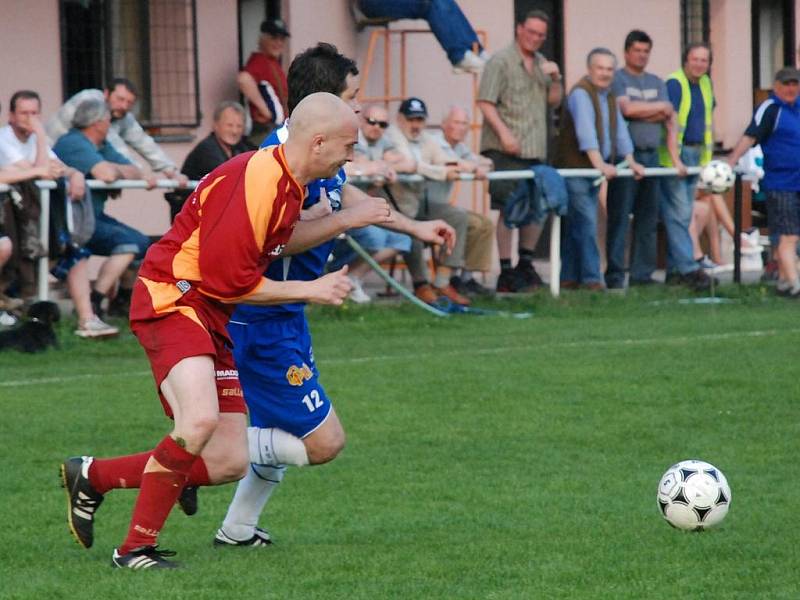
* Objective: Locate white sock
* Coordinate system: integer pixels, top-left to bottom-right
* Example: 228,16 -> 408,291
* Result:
461,270 -> 473,281
220,464 -> 285,540
248,426 -> 309,466
433,272 -> 450,288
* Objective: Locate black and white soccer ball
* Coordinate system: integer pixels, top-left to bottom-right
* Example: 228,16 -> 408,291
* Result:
657,459 -> 731,530
699,160 -> 735,193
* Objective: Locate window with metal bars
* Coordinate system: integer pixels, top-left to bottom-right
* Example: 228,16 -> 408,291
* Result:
59,0 -> 200,129
680,0 -> 710,49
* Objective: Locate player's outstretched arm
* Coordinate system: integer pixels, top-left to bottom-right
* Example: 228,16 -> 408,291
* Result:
284,197 -> 394,255
341,184 -> 455,252
232,267 -> 353,306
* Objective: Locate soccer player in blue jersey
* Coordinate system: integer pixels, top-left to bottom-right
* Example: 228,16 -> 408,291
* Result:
212,43 -> 456,546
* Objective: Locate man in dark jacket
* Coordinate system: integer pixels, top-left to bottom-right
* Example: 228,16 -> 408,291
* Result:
181,101 -> 253,181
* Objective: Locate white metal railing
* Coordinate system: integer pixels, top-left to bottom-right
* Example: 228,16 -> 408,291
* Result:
0,167 -> 702,302
351,166 -> 703,296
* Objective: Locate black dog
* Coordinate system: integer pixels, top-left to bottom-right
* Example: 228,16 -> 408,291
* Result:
0,301 -> 60,353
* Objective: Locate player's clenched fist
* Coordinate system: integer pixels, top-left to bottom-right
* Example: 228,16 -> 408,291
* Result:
308,266 -> 353,305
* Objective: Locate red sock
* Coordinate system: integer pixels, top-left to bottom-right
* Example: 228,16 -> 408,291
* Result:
90,452 -> 210,493
187,456 -> 211,486
89,452 -> 150,494
118,436 -> 197,554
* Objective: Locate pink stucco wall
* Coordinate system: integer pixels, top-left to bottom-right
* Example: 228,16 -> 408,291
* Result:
563,0 -> 681,88
0,0 -> 63,115
710,0 -> 753,149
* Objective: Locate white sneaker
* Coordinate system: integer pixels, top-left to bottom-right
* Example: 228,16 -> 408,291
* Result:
75,316 -> 119,338
0,310 -> 18,327
348,277 -> 371,304
453,50 -> 485,74
697,255 -> 718,270
740,231 -> 763,254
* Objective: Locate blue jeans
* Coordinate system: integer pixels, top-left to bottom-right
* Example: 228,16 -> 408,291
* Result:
358,0 -> 481,65
605,149 -> 661,285
561,177 -> 602,285
87,213 -> 151,259
659,146 -> 701,274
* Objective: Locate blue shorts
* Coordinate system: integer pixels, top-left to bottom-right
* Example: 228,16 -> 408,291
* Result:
228,313 -> 331,438
330,224 -> 412,269
87,213 -> 151,259
766,190 -> 800,236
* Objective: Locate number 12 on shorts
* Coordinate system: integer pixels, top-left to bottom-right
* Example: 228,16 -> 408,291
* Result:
301,389 -> 323,412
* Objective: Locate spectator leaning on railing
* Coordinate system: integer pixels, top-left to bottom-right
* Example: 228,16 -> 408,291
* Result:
46,78 -> 188,188
333,103 -> 413,303
657,43 -> 716,291
384,97 -> 474,306
53,98 -> 153,320
606,30 -> 684,289
555,47 -> 644,291
0,90 -> 116,338
427,105 -> 494,296
727,67 -> 800,298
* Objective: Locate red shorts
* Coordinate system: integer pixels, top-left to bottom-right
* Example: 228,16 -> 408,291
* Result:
130,277 -> 247,417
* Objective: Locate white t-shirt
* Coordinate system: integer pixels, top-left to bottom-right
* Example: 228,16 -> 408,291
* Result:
0,124 -> 57,167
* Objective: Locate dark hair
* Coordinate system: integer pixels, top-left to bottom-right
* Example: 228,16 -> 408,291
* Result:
105,77 -> 138,97
10,90 -> 40,112
624,30 -> 652,51
286,43 -> 359,114
682,42 -> 712,65
517,9 -> 549,26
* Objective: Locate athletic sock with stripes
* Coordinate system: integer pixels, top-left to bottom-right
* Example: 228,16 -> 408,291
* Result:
220,464 -> 285,540
118,436 -> 197,554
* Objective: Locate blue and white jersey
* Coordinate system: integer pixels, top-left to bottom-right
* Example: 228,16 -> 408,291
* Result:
232,123 -> 346,321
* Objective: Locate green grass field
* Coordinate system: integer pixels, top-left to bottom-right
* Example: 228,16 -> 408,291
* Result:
2,286 -> 799,599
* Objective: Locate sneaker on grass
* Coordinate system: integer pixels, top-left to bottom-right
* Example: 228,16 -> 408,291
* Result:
214,527 -> 272,547
60,456 -> 104,548
112,545 -> 179,570
74,316 -> 119,339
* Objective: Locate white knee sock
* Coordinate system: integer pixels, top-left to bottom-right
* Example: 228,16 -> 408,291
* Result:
220,464 -> 285,540
247,426 -> 309,466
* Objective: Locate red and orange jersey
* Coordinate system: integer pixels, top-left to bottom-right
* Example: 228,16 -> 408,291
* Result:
139,145 -> 305,304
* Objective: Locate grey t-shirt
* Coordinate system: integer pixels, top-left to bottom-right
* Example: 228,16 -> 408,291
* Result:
611,68 -> 667,150
355,130 -> 396,161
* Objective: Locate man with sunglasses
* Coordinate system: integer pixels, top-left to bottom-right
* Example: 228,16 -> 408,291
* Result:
330,104 -> 416,303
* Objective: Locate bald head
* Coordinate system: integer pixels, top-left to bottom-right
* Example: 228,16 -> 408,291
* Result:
284,92 -> 359,181
442,105 -> 470,145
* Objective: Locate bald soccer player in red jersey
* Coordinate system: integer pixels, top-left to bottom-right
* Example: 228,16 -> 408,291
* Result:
60,93 -> 390,570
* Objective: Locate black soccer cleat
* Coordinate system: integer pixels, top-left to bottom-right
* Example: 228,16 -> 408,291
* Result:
60,456 -> 104,549
177,485 -> 198,516
213,527 -> 273,548
112,545 -> 179,570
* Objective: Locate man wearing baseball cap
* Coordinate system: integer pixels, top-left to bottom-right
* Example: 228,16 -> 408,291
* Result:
238,18 -> 290,146
728,66 -> 800,297
382,96 -> 493,305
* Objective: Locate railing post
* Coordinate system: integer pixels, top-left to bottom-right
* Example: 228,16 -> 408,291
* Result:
733,173 -> 742,284
37,185 -> 50,301
549,215 -> 560,298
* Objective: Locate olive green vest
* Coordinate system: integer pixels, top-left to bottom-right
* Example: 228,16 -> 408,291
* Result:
556,77 -> 618,168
